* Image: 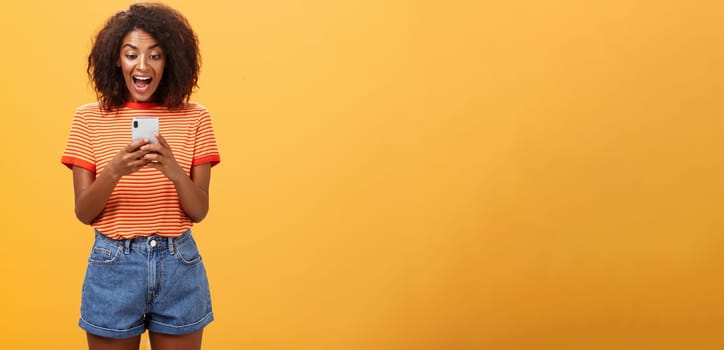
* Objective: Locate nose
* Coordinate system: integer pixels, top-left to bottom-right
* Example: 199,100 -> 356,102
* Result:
137,56 -> 148,71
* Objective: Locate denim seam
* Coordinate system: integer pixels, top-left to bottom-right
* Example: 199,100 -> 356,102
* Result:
148,312 -> 213,329
88,245 -> 123,265
80,316 -> 146,333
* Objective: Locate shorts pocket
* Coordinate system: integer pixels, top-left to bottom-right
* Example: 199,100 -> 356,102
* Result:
174,235 -> 202,265
88,241 -> 122,265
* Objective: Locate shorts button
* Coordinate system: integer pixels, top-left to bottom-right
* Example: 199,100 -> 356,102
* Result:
150,240 -> 157,247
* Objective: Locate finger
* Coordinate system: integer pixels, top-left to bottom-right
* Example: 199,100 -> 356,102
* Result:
140,143 -> 164,153
128,157 -> 151,167
143,152 -> 160,161
126,138 -> 150,152
156,133 -> 171,149
129,149 -> 152,160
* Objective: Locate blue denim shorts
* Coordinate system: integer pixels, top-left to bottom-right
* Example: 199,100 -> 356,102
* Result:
79,229 -> 213,339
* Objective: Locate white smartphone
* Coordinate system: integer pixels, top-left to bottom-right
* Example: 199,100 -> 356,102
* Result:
131,117 -> 159,144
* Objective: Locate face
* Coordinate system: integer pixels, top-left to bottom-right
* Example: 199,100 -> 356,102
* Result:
118,29 -> 165,103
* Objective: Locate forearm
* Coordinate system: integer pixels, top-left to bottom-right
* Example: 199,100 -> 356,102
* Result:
75,171 -> 120,225
72,139 -> 152,225
172,173 -> 209,222
142,135 -> 212,223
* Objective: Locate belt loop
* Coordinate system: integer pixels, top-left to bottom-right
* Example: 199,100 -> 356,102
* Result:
168,236 -> 175,255
124,239 -> 131,255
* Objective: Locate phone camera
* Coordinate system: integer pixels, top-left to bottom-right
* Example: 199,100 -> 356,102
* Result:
133,120 -> 138,128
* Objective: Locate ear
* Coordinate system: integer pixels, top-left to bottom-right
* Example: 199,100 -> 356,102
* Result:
116,58 -> 121,67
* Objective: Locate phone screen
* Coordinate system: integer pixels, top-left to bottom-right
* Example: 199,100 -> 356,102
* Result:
131,117 -> 159,144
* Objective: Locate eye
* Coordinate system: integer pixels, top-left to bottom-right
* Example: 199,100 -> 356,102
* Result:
150,54 -> 162,60
125,54 -> 137,59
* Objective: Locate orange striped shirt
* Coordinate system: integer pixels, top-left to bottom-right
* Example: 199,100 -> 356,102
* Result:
62,101 -> 221,239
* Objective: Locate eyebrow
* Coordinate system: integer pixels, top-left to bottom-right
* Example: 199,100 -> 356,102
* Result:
122,43 -> 162,50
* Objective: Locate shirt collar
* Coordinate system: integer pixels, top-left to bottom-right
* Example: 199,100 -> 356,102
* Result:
123,102 -> 162,110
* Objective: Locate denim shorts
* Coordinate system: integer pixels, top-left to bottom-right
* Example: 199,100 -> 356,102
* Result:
79,229 -> 214,339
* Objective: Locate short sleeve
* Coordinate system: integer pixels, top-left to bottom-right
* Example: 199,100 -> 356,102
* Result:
192,107 -> 221,167
61,108 -> 96,172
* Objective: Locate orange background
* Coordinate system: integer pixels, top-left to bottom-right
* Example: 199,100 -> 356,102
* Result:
1,0 -> 723,349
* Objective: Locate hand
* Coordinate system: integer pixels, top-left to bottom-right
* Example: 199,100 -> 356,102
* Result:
104,138 -> 152,179
141,133 -> 186,182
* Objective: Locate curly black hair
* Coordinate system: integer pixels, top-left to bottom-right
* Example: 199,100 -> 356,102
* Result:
88,2 -> 200,110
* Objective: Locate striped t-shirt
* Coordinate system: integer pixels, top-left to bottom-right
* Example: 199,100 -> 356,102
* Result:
62,101 -> 221,239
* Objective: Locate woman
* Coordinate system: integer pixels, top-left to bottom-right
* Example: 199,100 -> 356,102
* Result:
61,3 -> 220,350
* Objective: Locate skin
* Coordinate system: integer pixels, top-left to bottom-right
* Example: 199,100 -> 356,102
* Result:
87,331 -> 202,350
118,30 -> 164,103
75,29 -> 208,350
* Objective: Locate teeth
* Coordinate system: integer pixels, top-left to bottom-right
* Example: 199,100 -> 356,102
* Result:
134,77 -> 152,81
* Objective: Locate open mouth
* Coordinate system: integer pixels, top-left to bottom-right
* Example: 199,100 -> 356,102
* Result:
132,76 -> 153,92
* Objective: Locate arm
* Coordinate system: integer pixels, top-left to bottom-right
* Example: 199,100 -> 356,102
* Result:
143,134 -> 211,222
73,166 -> 118,225
172,163 -> 211,223
73,139 -> 151,225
